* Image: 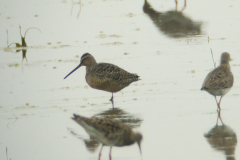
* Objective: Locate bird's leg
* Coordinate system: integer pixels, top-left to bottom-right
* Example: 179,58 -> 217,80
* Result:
217,96 -> 223,110
109,93 -> 113,102
175,0 -> 178,11
181,0 -> 187,12
109,93 -> 114,108
214,96 -> 219,111
98,144 -> 104,160
109,146 -> 112,160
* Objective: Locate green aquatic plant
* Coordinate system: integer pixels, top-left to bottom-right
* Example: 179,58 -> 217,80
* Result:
7,26 -> 41,48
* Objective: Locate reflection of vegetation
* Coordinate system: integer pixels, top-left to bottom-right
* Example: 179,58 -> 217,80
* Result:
143,0 -> 202,38
71,0 -> 81,19
22,49 -> 28,62
70,108 -> 143,152
204,111 -> 237,160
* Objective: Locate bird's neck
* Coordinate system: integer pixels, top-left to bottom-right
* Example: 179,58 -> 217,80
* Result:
85,65 -> 91,74
220,62 -> 230,66
85,58 -> 97,73
220,59 -> 229,65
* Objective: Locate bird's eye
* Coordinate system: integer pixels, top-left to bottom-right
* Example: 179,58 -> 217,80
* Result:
82,57 -> 88,61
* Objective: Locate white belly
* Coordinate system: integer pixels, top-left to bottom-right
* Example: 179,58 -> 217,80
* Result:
206,88 -> 231,96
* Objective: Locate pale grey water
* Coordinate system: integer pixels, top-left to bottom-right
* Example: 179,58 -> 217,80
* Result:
0,0 -> 240,160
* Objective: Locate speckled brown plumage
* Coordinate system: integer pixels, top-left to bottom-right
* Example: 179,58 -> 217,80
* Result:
72,114 -> 142,159
201,52 -> 234,110
201,65 -> 233,90
64,53 -> 140,107
90,63 -> 139,83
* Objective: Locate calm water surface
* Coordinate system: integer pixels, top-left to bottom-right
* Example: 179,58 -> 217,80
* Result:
0,0 -> 240,160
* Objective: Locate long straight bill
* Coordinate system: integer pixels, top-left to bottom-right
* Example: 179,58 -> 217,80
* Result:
138,142 -> 142,155
64,64 -> 81,79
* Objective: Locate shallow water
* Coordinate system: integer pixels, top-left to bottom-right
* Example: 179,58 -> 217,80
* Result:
0,0 -> 240,159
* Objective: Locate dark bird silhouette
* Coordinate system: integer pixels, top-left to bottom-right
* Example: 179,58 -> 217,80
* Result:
143,0 -> 202,38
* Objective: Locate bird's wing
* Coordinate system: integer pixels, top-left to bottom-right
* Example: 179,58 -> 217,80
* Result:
202,66 -> 233,89
91,63 -> 139,83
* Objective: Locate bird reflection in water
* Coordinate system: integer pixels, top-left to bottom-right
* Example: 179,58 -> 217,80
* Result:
204,110 -> 237,160
93,108 -> 142,128
70,131 -> 100,153
143,0 -> 202,38
69,108 -> 143,159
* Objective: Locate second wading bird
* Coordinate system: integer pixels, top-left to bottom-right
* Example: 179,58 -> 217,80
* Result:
64,53 -> 140,107
201,52 -> 234,110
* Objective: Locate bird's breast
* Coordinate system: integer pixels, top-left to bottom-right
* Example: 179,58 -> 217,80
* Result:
86,73 -> 130,93
204,88 -> 231,96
